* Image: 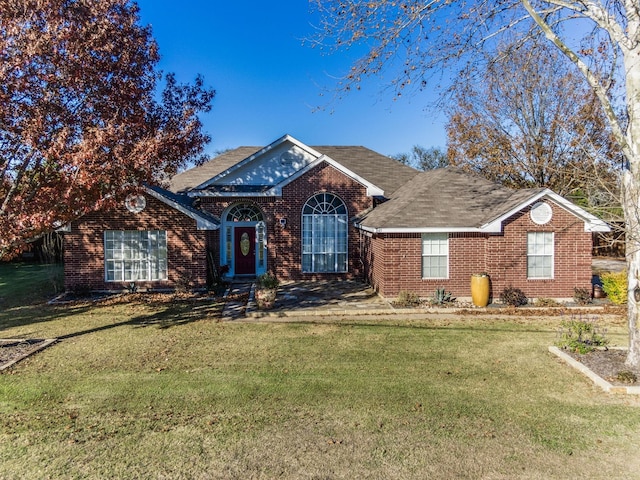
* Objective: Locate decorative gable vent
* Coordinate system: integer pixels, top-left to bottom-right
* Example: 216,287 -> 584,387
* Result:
125,194 -> 146,214
530,201 -> 553,225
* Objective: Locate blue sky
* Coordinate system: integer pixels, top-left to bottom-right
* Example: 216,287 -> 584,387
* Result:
135,0 -> 447,158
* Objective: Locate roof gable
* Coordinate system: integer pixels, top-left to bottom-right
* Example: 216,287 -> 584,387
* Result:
145,185 -> 219,230
168,134 -> 418,198
357,167 -> 609,233
193,135 -> 322,195
168,146 -> 260,193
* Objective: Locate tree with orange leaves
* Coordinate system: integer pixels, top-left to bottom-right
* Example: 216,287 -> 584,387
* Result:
0,0 -> 214,259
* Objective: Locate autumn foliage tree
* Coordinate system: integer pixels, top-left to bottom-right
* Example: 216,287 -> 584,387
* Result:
446,38 -> 622,210
0,0 -> 214,259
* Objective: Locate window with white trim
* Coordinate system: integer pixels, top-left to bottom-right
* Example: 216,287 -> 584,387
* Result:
105,230 -> 168,282
302,193 -> 348,273
422,233 -> 449,279
527,232 -> 554,279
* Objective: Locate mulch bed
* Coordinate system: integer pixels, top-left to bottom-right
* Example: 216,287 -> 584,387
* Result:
565,348 -> 640,386
0,339 -> 57,371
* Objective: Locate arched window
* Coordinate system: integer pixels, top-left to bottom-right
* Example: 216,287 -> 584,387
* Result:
226,203 -> 263,222
302,193 -> 348,273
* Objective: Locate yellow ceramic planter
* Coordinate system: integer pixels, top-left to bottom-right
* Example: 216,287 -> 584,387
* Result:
471,274 -> 490,307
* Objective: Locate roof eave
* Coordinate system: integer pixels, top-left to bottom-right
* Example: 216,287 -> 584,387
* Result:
145,186 -> 220,230
480,189 -> 611,233
322,155 -> 385,197
355,224 -> 498,234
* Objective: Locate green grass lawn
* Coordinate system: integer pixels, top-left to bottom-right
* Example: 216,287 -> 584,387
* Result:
0,262 -> 63,309
1,265 -> 639,479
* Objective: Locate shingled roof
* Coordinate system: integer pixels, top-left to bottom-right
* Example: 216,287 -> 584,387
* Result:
168,147 -> 261,193
313,146 -> 417,197
168,144 -> 418,198
145,185 -> 220,230
357,167 -> 547,231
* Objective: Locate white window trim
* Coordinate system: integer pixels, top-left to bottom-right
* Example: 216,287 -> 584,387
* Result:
527,231 -> 555,279
302,193 -> 348,273
104,230 -> 168,282
220,203 -> 267,277
422,233 -> 449,279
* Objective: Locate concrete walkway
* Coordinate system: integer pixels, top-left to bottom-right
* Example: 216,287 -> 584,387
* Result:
221,280 -> 396,320
220,282 -> 253,320
220,258 -> 625,320
592,257 -> 625,273
247,280 -> 394,318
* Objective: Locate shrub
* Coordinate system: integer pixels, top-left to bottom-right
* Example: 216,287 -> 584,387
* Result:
70,283 -> 93,297
534,297 -> 562,307
174,273 -> 193,293
573,287 -> 592,305
600,270 -> 627,305
616,370 -> 638,384
432,287 -> 453,305
556,315 -> 608,354
499,286 -> 528,307
395,290 -> 421,307
256,272 -> 279,290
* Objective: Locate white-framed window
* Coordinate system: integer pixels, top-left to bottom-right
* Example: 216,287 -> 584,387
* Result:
527,232 -> 554,279
226,203 -> 263,222
302,193 -> 348,273
104,230 -> 168,282
422,233 -> 449,279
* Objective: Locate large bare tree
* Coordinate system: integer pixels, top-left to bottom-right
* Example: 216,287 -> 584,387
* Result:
447,37 -> 621,209
0,0 -> 215,259
313,0 -> 640,367
392,145 -> 448,170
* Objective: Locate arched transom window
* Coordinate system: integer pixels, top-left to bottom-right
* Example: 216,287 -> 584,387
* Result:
226,203 -> 263,222
302,193 -> 348,273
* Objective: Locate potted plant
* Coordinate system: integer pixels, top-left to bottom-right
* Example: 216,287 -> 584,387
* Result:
254,272 -> 279,309
470,272 -> 491,307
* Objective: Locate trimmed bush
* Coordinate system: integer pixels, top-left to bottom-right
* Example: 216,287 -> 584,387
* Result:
573,287 -> 592,305
395,290 -> 421,307
600,270 -> 627,305
499,286 -> 528,307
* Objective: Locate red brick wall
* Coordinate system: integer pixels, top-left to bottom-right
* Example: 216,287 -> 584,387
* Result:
64,195 -> 208,291
201,161 -> 372,281
368,200 -> 593,300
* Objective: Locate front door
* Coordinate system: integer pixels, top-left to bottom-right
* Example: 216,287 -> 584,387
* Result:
234,227 -> 256,275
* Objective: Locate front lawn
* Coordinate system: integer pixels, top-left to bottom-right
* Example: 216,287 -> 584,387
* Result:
1,271 -> 639,478
0,262 -> 63,309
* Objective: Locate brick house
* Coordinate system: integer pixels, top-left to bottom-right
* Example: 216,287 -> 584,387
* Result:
64,134 -> 609,300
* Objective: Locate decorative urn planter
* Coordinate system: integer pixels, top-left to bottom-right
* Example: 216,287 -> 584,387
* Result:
470,273 -> 491,307
254,273 -> 279,310
593,285 -> 606,299
255,288 -> 277,309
